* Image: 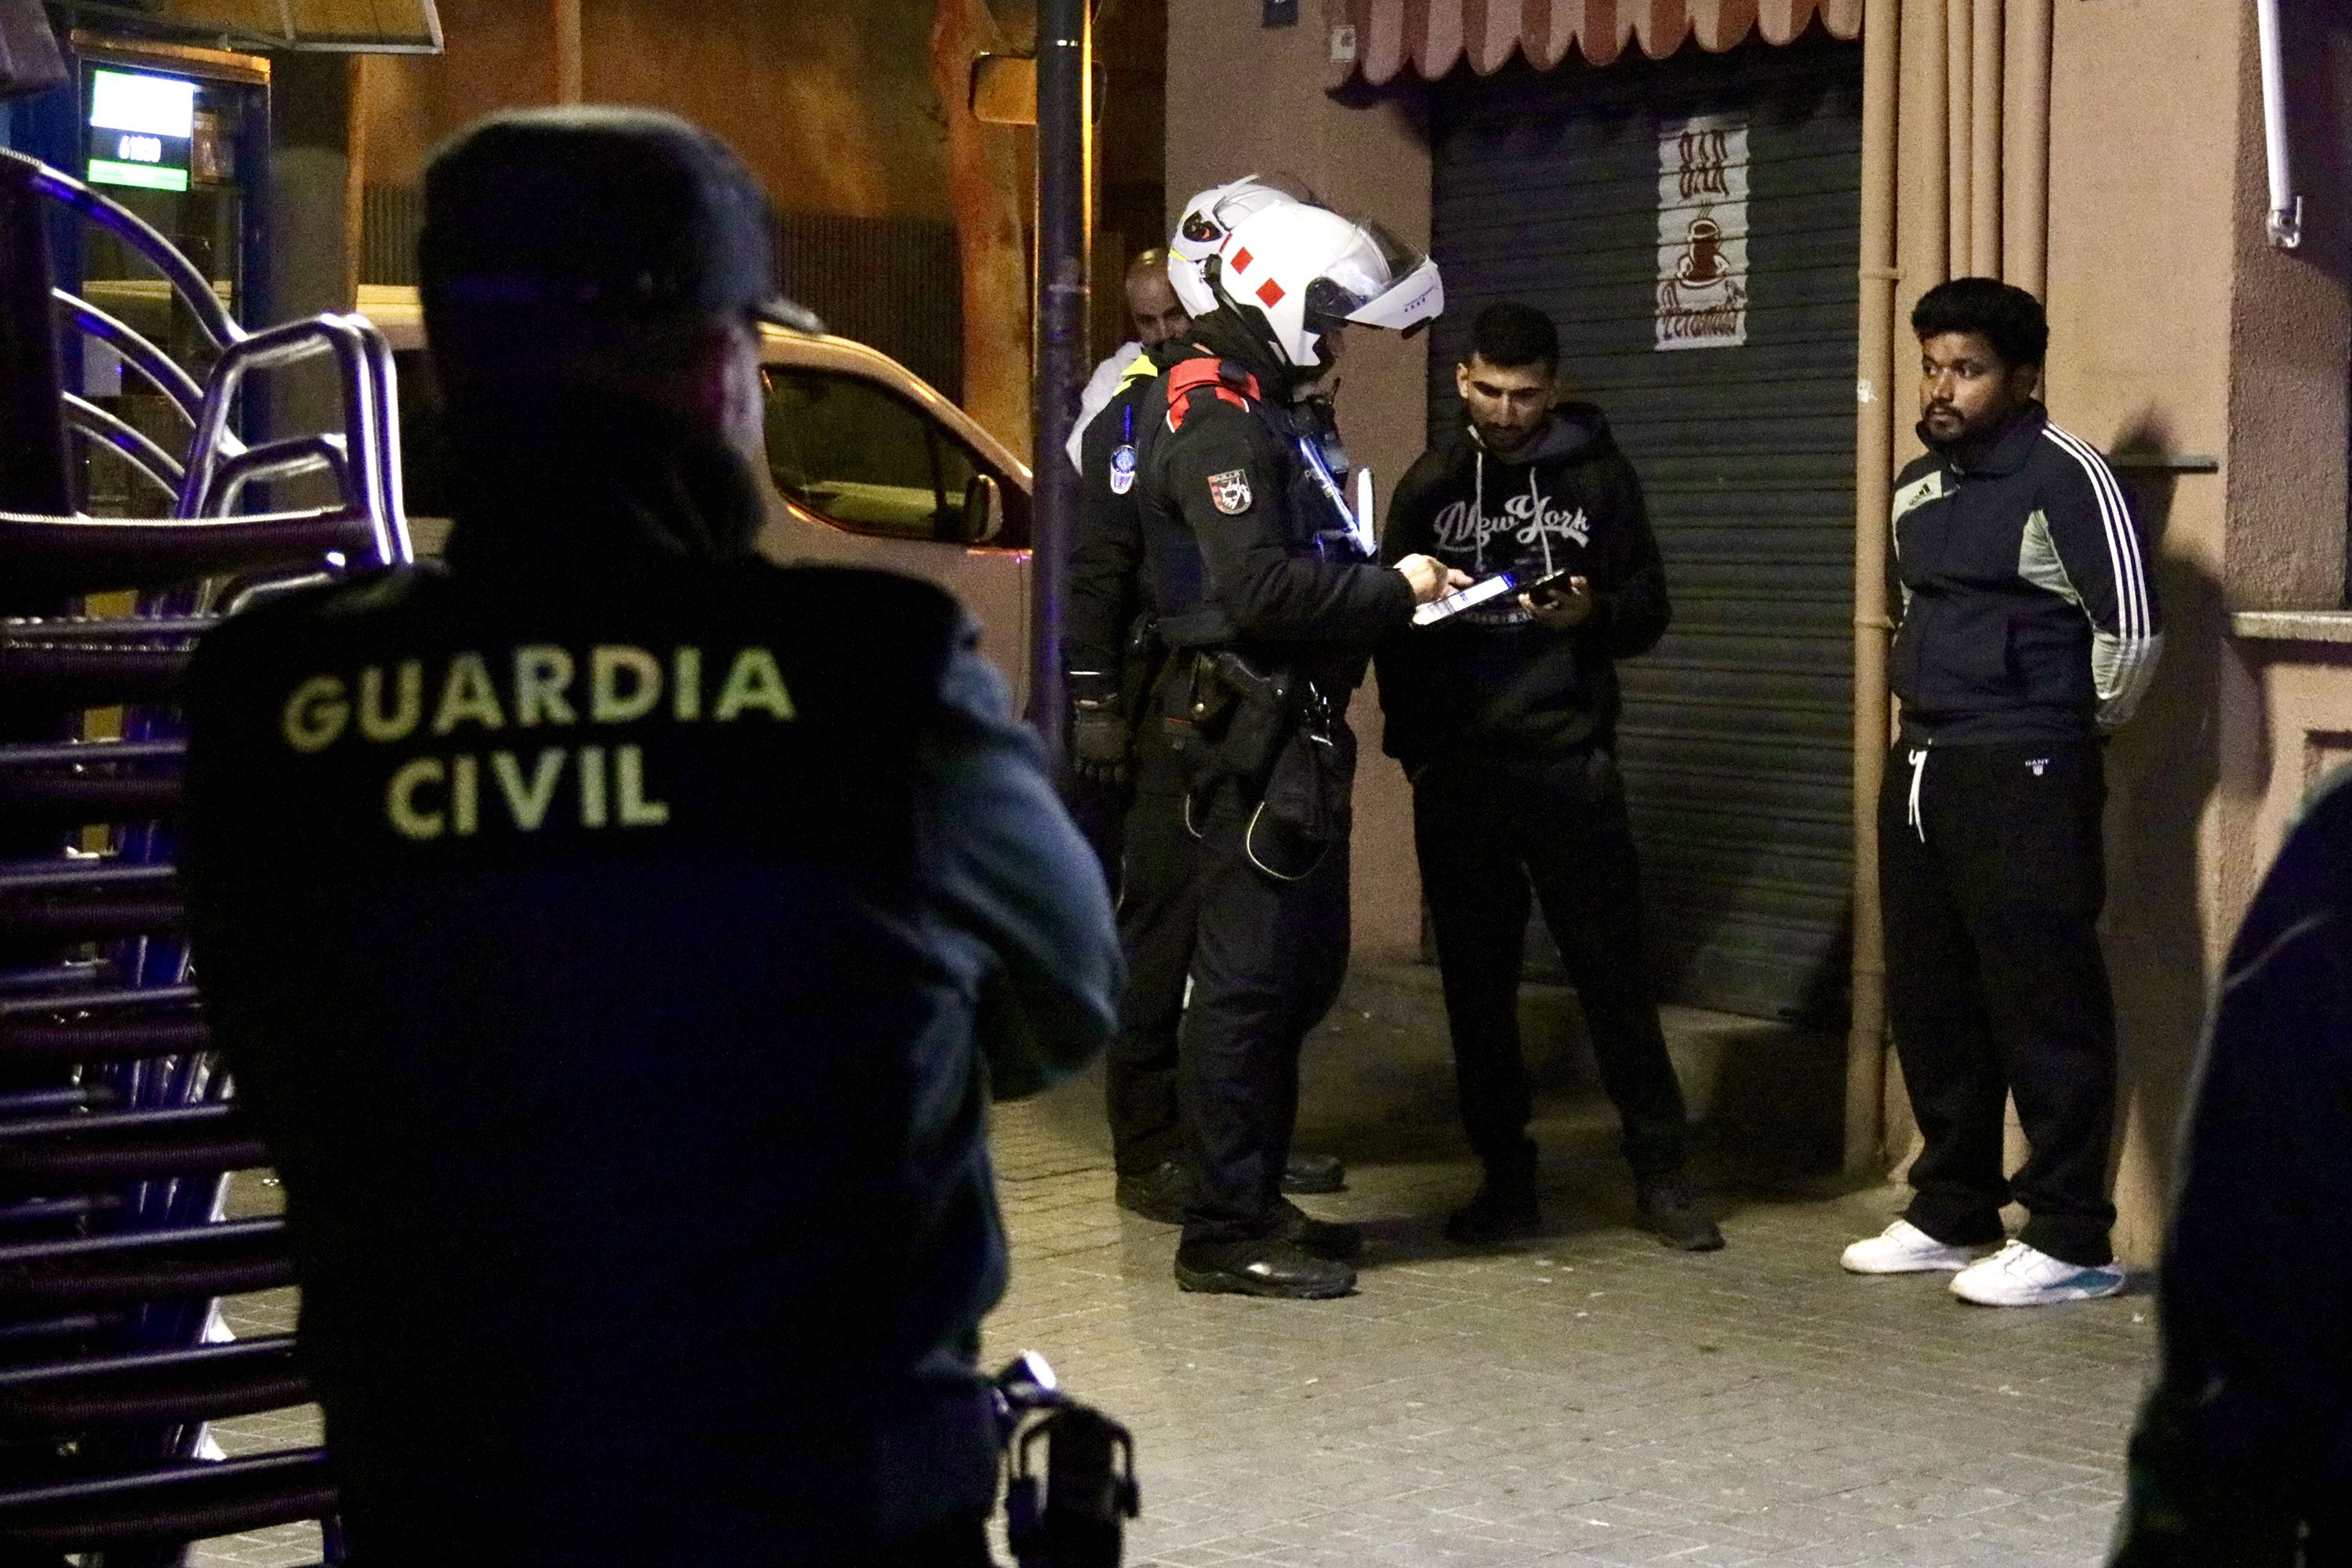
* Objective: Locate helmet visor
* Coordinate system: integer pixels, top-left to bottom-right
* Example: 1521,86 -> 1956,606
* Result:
1301,220 -> 1443,337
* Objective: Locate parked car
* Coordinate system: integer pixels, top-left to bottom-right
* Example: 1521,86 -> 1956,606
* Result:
356,285 -> 1036,706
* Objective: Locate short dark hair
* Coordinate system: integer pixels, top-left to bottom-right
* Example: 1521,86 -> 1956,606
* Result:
1911,278 -> 2048,369
1466,302 -> 1559,375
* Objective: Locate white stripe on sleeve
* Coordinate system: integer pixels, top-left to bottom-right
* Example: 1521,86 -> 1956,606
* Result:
2043,425 -> 2161,728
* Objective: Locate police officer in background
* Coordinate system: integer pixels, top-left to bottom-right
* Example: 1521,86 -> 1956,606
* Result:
1063,247 -> 1193,474
1073,183 -> 1346,1224
180,108 -> 1120,1566
1062,248 -> 1194,883
1134,191 -> 1465,1298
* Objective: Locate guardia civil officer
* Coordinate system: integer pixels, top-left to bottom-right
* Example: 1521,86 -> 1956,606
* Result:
179,108 -> 1120,1566
1133,191 -> 1465,1298
1072,183 -> 1345,1223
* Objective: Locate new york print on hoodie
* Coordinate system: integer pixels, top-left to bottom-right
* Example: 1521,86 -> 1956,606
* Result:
1377,403 -> 1670,770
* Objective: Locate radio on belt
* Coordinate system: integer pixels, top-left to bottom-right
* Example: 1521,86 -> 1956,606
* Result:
1411,567 -> 1569,627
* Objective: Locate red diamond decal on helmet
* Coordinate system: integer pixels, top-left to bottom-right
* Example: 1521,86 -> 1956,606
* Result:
1256,278 -> 1286,307
1231,246 -> 1254,273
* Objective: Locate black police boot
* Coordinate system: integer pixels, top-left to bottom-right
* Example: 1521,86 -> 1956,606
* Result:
1113,1161 -> 1188,1225
1443,1174 -> 1543,1247
1279,1151 -> 1347,1195
1279,1198 -> 1363,1261
1634,1174 -> 1725,1252
1174,1236 -> 1356,1299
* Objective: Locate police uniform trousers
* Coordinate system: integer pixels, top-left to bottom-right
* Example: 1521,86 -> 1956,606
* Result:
1410,746 -> 1690,1184
1104,721 -> 1200,1176
832,1515 -> 993,1567
1065,773 -> 1129,898
1878,738 -> 2118,1267
1177,731 -> 1354,1246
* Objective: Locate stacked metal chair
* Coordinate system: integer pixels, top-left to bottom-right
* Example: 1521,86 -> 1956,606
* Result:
0,145 -> 408,1566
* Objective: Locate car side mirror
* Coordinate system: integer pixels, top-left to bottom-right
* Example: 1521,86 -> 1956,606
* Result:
959,472 -> 1004,544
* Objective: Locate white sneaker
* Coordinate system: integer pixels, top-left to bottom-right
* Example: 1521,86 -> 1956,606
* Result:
1950,1240 -> 2125,1306
1839,1218 -> 1980,1275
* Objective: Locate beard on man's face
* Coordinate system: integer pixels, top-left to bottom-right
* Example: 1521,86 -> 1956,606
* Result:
1920,401 -> 1969,442
1472,410 -> 1545,457
1920,394 -> 2016,448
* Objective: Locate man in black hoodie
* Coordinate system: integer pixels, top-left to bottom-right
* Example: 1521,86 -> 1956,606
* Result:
180,109 -> 1120,1565
1378,303 -> 1719,1252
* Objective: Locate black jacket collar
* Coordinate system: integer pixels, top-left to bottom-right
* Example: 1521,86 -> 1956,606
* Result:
1185,309 -> 1298,399
1918,401 -> 2049,478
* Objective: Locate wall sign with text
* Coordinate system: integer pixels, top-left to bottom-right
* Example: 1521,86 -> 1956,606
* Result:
1656,113 -> 1749,351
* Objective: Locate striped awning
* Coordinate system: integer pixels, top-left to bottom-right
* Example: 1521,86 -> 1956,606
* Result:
1327,0 -> 1864,87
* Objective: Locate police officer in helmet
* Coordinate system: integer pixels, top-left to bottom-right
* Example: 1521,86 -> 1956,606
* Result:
1134,191 -> 1465,1298
180,107 -> 1120,1565
1073,180 -> 1349,1225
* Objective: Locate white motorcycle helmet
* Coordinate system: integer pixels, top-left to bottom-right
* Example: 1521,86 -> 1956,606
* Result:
1167,175 -> 1311,319
1203,199 -> 1444,376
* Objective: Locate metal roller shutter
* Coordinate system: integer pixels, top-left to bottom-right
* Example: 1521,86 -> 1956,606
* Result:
1425,31 -> 1863,1025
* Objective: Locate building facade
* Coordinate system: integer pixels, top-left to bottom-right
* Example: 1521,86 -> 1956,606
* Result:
1171,0 -> 2352,1263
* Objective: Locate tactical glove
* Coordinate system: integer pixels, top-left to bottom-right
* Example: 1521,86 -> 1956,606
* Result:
1072,701 -> 1130,787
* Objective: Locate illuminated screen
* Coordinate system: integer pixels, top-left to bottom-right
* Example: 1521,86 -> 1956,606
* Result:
86,71 -> 197,194
89,70 -> 197,139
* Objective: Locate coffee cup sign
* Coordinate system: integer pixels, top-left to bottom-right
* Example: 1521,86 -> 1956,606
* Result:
1657,114 -> 1749,351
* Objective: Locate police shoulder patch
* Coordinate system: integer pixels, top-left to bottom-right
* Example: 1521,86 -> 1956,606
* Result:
1207,468 -> 1253,515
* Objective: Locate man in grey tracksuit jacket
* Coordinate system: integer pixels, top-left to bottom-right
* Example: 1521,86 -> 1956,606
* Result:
1851,278 -> 2161,1305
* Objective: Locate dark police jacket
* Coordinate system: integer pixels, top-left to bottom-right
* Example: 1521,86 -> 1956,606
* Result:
1068,348 -> 1163,714
1890,403 -> 2161,746
1375,407 -> 1670,772
2111,767 -> 2352,1566
1132,314 -> 1414,704
180,400 -> 1120,1565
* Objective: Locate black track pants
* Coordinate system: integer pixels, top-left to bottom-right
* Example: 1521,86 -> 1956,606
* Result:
1878,738 -> 2118,1266
831,1515 -> 994,1567
1178,742 -> 1354,1247
1411,749 -> 1690,1182
1104,732 -> 1199,1175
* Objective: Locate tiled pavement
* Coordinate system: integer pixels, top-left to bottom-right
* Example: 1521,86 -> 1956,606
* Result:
196,967 -> 2157,1566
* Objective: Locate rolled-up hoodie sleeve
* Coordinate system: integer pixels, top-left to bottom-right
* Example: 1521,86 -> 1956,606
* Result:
920,641 -> 1122,1100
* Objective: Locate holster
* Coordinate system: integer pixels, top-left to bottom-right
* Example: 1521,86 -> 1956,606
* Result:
1162,651 -> 1356,877
1118,614 -> 1165,739
1247,707 -> 1356,880
1162,650 -> 1294,796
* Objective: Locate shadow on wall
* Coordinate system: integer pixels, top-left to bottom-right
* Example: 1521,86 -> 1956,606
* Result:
2101,414 -> 2226,1259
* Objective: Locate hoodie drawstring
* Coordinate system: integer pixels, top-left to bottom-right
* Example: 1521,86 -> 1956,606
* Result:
1905,747 -> 1929,844
1472,448 -> 1486,573
1531,467 -> 1555,579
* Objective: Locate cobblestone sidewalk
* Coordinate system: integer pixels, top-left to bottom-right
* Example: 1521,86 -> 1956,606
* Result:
196,970 -> 2158,1566
983,975 -> 2156,1568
